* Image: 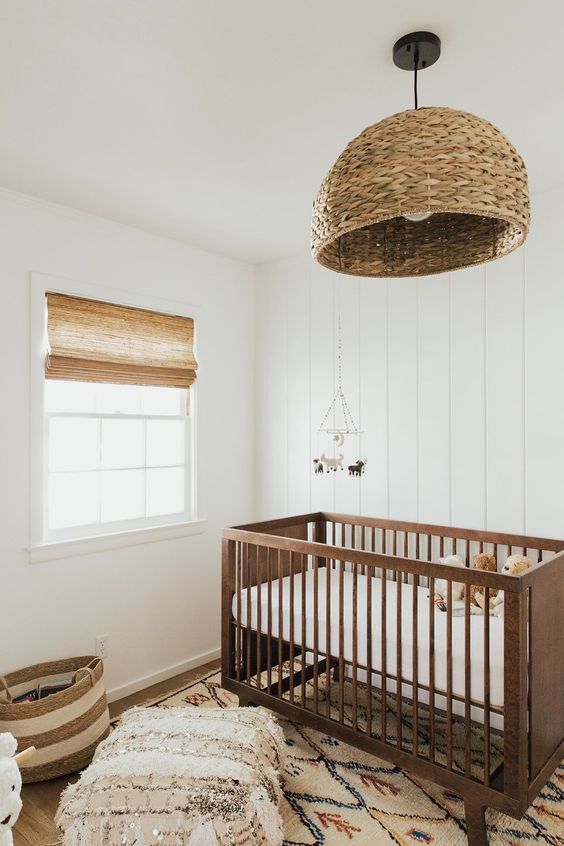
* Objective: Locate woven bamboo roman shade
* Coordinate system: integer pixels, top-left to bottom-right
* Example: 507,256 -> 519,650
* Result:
45,293 -> 197,388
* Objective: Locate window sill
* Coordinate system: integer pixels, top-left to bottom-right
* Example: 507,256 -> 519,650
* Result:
28,519 -> 207,564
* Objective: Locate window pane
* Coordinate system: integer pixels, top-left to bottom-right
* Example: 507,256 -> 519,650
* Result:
94,383 -> 142,414
100,470 -> 145,522
140,386 -> 186,416
48,472 -> 98,529
49,418 -> 99,471
101,419 -> 144,469
146,420 -> 185,467
146,467 -> 185,516
45,380 -> 96,413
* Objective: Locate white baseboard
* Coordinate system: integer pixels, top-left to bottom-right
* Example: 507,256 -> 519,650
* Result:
106,647 -> 221,703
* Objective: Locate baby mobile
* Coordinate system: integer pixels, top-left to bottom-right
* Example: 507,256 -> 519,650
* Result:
313,318 -> 367,477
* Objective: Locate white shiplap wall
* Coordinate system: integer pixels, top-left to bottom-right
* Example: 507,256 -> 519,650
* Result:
254,189 -> 564,539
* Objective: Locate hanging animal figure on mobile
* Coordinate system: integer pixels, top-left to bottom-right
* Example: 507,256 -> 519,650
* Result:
348,459 -> 367,477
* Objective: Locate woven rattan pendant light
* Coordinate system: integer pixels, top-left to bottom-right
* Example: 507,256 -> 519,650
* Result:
312,32 -> 530,278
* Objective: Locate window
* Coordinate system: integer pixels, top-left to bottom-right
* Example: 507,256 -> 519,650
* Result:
40,292 -> 198,543
45,381 -> 190,538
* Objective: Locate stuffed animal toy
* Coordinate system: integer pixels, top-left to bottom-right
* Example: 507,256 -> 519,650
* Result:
492,555 -> 532,616
434,554 -> 466,612
0,734 -> 22,846
0,734 -> 35,846
468,552 -> 498,614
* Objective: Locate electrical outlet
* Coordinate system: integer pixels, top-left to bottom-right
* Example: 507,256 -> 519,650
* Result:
95,634 -> 109,659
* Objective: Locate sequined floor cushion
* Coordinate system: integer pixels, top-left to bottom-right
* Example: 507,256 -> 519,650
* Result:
55,705 -> 286,846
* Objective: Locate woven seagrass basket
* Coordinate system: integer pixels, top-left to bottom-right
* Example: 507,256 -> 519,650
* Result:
0,656 -> 110,783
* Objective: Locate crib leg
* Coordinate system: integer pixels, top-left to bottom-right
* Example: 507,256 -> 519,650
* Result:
464,800 -> 488,846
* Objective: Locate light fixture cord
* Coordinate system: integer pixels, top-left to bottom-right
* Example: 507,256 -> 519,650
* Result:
414,47 -> 419,109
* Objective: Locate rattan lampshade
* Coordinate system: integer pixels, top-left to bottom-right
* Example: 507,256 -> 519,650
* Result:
312,106 -> 530,277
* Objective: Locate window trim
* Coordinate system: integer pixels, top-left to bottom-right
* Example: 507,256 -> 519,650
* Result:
30,273 -> 203,559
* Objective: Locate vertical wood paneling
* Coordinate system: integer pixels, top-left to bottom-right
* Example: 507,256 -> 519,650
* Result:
486,249 -> 525,533
255,208 -> 561,541
286,258 -> 312,514
387,279 -> 418,520
450,266 -> 487,529
524,189 -> 564,537
255,265 -> 288,517
359,278 -> 388,517
418,276 -> 451,524
310,262 -> 336,512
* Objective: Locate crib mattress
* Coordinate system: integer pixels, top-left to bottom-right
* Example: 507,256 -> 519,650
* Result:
233,567 -> 504,709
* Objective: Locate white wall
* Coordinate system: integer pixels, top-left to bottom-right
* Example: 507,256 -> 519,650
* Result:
255,188 -> 564,540
0,190 -> 255,697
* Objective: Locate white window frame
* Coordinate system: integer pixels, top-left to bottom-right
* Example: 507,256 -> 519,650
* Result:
29,272 -> 204,562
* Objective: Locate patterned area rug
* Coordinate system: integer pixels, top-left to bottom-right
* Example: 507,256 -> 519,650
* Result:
145,670 -> 564,846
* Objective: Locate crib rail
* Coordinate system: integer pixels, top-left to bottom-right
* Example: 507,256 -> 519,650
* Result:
221,513 -> 564,819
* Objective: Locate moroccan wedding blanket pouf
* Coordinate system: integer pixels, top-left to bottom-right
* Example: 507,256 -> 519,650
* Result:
55,705 -> 286,846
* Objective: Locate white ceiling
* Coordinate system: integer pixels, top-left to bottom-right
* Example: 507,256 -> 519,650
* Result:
0,1 -> 562,263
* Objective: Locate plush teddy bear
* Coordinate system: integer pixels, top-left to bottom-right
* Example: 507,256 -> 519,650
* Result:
0,734 -> 22,846
434,554 -> 466,612
467,552 -> 498,614
492,555 -> 532,617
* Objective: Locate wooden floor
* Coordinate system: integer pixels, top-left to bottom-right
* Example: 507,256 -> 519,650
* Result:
13,659 -> 220,846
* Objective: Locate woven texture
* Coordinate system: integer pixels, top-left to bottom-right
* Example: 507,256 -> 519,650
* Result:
312,106 -> 530,277
0,657 -> 110,783
56,706 -> 286,846
46,293 -> 197,387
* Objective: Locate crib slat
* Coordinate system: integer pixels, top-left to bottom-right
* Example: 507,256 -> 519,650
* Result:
278,549 -> 283,698
246,544 -> 252,687
440,535 -> 444,560
484,587 -> 491,786
396,571 -> 403,749
412,574 -> 419,756
326,550 -> 332,719
381,567 -> 387,743
301,552 -> 307,707
289,551 -> 295,704
366,559 -> 373,738
446,580 -> 453,769
267,547 -> 272,691
313,550 -> 319,713
338,556 -> 345,723
236,542 -> 242,683
256,546 -> 262,689
465,584 -> 472,777
383,527 -> 387,555
428,576 -> 436,762
352,561 -> 358,731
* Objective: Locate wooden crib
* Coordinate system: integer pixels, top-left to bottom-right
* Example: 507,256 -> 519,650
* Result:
221,512 -> 564,846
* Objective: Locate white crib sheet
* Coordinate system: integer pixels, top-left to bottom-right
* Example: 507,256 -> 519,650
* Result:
233,567 -> 504,709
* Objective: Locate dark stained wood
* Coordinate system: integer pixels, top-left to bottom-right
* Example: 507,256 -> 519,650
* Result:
352,561 -> 358,731
446,580 -> 453,770
224,528 -> 526,592
396,572 -> 403,748
289,551 -> 295,704
464,800 -> 488,846
503,590 -> 529,807
484,588 -> 491,787
223,675 -> 520,819
428,575 -> 436,763
412,574 -> 419,756
222,514 -> 564,833
465,586 -> 472,777
381,567 -> 387,743
529,556 -> 564,778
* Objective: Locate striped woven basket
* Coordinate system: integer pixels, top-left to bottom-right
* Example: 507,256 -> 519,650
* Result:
0,656 -> 110,783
